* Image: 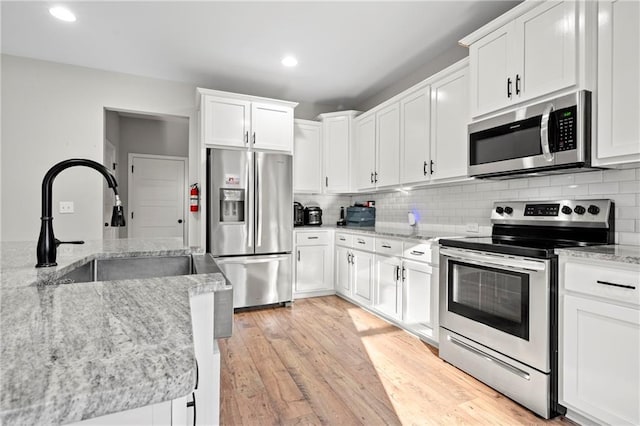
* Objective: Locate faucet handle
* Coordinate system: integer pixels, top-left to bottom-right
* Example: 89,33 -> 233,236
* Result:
54,239 -> 85,247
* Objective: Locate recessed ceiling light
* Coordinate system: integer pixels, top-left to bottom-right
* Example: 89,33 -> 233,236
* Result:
49,6 -> 76,22
281,56 -> 298,67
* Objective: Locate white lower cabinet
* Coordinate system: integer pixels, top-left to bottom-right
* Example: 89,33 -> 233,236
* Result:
560,256 -> 640,425
335,245 -> 352,297
402,260 -> 436,331
294,230 -> 334,298
374,254 -> 402,320
352,250 -> 374,306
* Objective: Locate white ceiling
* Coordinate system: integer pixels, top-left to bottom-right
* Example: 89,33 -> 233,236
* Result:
1,1 -> 520,108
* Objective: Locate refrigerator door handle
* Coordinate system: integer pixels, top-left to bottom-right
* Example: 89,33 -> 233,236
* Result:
256,155 -> 263,247
246,151 -> 253,248
217,254 -> 289,265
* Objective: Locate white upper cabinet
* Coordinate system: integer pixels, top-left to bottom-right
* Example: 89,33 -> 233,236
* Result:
198,89 -> 297,152
293,119 -> 322,193
375,102 -> 401,188
251,102 -> 294,151
400,86 -> 431,185
595,0 -> 640,165
466,0 -> 580,118
319,111 -> 359,193
430,62 -> 470,181
354,112 -> 376,191
201,96 -> 251,148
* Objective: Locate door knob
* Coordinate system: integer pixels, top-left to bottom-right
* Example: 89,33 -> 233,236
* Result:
178,219 -> 183,224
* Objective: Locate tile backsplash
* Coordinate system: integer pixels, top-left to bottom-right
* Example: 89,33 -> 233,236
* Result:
350,167 -> 640,246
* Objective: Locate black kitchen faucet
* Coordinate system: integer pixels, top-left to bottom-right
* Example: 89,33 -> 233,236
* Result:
36,158 -> 126,268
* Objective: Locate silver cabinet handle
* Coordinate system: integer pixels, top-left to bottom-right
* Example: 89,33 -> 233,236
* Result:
297,250 -> 301,261
381,244 -> 391,249
307,236 -> 319,240
540,103 -> 554,162
357,239 -> 365,244
410,250 -> 425,255
402,266 -> 406,281
252,131 -> 256,144
597,280 -> 636,290
244,131 -> 249,144
447,335 -> 530,381
395,265 -> 401,281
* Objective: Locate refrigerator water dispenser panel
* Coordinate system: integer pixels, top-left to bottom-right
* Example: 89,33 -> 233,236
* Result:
220,189 -> 244,222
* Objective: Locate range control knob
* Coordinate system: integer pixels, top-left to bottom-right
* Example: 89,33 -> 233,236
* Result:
574,205 -> 586,215
504,206 -> 513,214
495,206 -> 504,214
588,205 -> 601,215
561,206 -> 573,215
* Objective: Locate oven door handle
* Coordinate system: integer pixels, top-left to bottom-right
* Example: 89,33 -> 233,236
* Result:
440,248 -> 546,272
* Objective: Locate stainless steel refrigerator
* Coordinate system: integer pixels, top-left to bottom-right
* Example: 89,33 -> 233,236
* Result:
207,148 -> 292,308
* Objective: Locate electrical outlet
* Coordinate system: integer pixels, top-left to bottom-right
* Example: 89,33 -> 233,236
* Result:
466,222 -> 479,233
59,201 -> 74,214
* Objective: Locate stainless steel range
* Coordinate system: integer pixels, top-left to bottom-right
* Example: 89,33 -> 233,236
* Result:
439,199 -> 614,419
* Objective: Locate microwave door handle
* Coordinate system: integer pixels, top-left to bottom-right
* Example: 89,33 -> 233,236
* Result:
540,103 -> 555,162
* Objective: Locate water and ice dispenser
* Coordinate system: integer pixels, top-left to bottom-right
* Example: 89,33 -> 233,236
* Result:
220,189 -> 244,222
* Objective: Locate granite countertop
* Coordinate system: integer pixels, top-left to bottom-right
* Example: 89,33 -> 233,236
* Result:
555,244 -> 640,265
295,225 -> 468,242
0,238 -> 227,425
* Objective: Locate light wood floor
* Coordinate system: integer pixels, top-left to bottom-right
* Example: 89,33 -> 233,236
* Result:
219,296 -> 573,425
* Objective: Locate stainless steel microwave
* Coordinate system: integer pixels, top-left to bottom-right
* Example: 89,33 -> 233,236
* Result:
468,90 -> 592,179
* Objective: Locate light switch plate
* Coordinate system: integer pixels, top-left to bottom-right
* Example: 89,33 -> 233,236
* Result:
59,201 -> 74,214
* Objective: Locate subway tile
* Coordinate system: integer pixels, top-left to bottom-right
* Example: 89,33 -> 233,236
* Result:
551,174 -> 575,186
561,185 -> 588,196
618,232 -> 640,246
574,171 -> 603,184
620,180 -> 640,194
508,179 -> 529,189
604,168 -> 636,182
612,194 -> 637,206
518,188 -> 540,198
637,220 -> 640,233
617,206 -> 640,220
528,176 -> 550,187
539,186 -> 563,197
616,219 -> 636,232
588,182 -> 619,195
463,184 -> 477,193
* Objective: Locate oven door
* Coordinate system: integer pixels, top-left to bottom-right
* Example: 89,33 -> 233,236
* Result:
439,247 -> 551,372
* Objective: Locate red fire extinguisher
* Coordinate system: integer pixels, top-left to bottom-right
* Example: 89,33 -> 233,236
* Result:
190,183 -> 200,212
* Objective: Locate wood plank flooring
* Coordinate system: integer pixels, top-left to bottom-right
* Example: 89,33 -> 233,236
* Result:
219,296 -> 574,425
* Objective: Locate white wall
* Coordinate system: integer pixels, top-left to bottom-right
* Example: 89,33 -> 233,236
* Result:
117,115 -> 189,238
1,54 -> 200,244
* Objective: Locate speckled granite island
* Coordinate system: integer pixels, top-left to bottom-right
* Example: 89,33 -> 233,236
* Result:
0,238 -> 229,425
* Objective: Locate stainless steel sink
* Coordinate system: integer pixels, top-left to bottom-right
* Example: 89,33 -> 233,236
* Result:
55,253 -> 233,339
56,255 -> 192,284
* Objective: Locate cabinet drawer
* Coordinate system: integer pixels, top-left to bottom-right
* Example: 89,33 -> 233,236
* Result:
353,235 -> 375,252
375,238 -> 403,257
296,231 -> 329,246
403,242 -> 434,264
335,232 -> 353,247
564,260 -> 640,307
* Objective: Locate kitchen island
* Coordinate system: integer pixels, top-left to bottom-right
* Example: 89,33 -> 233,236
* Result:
0,238 -> 229,425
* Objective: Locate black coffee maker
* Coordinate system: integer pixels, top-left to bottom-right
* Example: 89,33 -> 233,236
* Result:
337,206 -> 346,226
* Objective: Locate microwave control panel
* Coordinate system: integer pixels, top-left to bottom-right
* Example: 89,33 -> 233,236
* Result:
553,105 -> 577,152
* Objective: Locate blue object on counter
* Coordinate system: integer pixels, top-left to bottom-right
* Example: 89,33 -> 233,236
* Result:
346,206 -> 375,227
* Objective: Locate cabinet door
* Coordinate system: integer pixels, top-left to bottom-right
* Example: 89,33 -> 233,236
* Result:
400,87 -> 431,185
201,96 -> 250,148
335,246 -> 352,296
296,245 -> 332,293
293,121 -> 322,193
596,0 -> 640,164
352,250 -> 374,306
469,22 -> 514,117
376,103 -> 401,188
515,1 -> 577,102
251,103 -> 294,152
562,295 -> 640,425
374,255 -> 402,320
402,260 -> 434,327
354,114 -> 376,191
430,65 -> 469,181
323,116 -> 351,192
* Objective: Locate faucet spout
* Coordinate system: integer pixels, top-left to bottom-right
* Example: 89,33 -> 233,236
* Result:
36,158 -> 124,268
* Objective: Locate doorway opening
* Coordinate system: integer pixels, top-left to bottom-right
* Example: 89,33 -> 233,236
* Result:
103,109 -> 189,243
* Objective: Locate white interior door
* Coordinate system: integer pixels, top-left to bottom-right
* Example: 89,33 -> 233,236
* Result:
128,154 -> 187,240
103,139 -> 118,240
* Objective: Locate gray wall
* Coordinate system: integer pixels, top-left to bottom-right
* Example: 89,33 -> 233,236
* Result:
117,115 -> 189,237
1,54 -> 199,242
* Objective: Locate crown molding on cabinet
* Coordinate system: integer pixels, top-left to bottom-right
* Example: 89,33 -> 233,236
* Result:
196,87 -> 298,109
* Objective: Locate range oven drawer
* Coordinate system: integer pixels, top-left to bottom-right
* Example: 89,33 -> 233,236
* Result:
439,328 -> 551,419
